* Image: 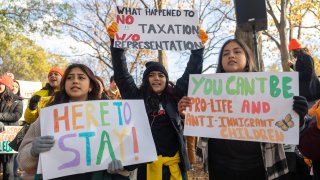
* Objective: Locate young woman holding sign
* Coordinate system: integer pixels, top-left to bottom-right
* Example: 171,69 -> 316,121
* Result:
17,64 -> 132,180
107,22 -> 207,180
178,39 -> 309,180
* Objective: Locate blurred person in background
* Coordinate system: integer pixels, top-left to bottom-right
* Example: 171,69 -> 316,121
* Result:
0,75 -> 23,180
24,67 -> 64,124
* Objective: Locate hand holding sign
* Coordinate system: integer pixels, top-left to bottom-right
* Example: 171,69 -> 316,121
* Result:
292,96 -> 308,125
107,159 -> 124,174
178,96 -> 191,118
198,29 -> 208,45
107,21 -> 118,39
31,136 -> 55,157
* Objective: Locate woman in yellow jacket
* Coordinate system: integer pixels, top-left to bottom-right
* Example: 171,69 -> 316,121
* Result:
24,67 -> 64,124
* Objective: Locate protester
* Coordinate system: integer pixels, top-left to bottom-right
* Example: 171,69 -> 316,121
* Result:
178,39 -> 308,180
108,21 -> 207,180
288,38 -> 320,107
17,63 -> 132,180
12,80 -> 22,99
107,75 -> 122,100
95,76 -> 110,100
11,79 -> 23,180
299,101 -> 320,179
24,67 -> 64,124
0,75 -> 23,180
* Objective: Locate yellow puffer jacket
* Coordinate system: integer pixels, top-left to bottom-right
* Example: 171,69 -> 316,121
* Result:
24,90 -> 53,124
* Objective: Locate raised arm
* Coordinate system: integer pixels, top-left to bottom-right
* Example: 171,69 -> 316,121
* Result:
108,22 -> 140,99
175,29 -> 206,98
110,39 -> 140,99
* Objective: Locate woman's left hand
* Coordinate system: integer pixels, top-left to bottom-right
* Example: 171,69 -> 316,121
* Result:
178,96 -> 191,118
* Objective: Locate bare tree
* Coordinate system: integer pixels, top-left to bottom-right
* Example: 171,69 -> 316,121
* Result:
61,0 -> 157,82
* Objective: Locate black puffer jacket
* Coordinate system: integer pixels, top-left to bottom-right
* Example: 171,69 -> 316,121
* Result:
0,95 -> 23,125
295,53 -> 320,101
110,40 -> 204,174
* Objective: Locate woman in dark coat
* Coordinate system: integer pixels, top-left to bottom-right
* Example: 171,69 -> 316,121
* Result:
107,22 -> 206,179
0,75 -> 23,180
288,38 -> 320,107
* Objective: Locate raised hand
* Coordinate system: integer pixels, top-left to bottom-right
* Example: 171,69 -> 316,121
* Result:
107,22 -> 118,39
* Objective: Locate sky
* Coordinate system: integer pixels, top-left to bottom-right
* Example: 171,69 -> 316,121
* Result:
27,1 -> 320,83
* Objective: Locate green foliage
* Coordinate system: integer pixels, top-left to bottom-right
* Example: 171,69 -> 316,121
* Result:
0,0 -> 74,35
0,34 -> 67,82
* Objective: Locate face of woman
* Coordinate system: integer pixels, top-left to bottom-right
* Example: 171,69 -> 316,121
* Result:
48,72 -> 62,89
0,84 -> 6,94
12,82 -> 19,95
65,67 -> 92,102
148,71 -> 166,95
221,41 -> 247,73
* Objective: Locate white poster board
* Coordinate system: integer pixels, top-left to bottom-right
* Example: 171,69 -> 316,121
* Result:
114,6 -> 202,51
17,80 -> 42,99
39,100 -> 157,179
0,126 -> 22,153
184,72 -> 300,144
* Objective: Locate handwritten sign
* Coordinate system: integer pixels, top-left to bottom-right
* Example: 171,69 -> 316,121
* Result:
184,72 -> 299,144
0,126 -> 22,154
114,6 -> 202,51
39,100 -> 157,179
17,80 -> 42,99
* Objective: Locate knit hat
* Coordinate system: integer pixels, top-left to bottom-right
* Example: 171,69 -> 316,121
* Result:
288,38 -> 302,51
143,62 -> 168,80
48,67 -> 64,78
0,75 -> 14,90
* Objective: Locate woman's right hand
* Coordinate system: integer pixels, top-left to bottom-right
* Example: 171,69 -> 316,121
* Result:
287,60 -> 294,67
178,96 -> 191,118
30,135 -> 55,157
107,21 -> 118,39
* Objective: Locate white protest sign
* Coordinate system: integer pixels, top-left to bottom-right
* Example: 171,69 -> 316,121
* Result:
39,100 -> 157,179
114,6 -> 202,51
184,72 -> 300,144
0,126 -> 22,154
17,80 -> 42,99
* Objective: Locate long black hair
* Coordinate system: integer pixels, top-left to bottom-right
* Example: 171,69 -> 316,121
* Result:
216,39 -> 257,73
48,63 -> 101,106
139,74 -> 178,114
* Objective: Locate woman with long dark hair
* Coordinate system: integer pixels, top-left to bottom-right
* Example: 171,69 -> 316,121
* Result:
107,22 -> 207,180
0,75 -> 23,180
18,64 -> 132,180
178,39 -> 309,180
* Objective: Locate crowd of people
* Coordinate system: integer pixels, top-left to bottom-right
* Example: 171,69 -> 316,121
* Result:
0,20 -> 318,180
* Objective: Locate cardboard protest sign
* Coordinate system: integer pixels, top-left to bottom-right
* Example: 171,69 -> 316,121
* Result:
17,80 -> 42,99
114,6 -> 202,51
184,72 -> 300,144
0,126 -> 22,153
39,100 -> 157,179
